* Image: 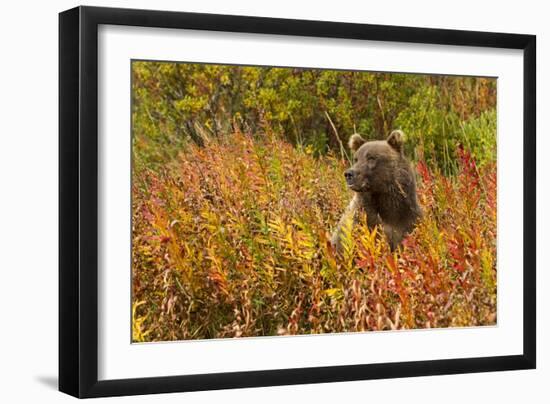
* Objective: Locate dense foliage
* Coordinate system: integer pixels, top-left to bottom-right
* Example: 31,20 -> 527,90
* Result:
132,62 -> 496,174
132,132 -> 496,341
131,62 -> 497,341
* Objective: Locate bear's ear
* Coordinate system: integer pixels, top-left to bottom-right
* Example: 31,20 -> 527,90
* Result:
387,130 -> 404,153
348,133 -> 366,152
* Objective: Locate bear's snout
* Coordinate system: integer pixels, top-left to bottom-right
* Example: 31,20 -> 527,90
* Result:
344,169 -> 355,184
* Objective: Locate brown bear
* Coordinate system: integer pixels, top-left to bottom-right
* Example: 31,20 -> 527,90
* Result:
331,130 -> 422,251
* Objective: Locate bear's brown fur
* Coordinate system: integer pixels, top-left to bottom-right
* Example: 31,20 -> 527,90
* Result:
331,130 -> 422,251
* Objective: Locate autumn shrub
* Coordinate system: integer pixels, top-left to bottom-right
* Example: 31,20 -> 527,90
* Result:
132,132 -> 496,342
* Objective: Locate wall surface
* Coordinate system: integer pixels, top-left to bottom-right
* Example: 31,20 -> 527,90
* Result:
0,1 -> 546,402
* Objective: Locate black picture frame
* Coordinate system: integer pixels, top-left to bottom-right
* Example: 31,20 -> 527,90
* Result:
59,5 -> 536,399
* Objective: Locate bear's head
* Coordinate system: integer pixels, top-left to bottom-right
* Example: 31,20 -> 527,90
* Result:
344,130 -> 405,193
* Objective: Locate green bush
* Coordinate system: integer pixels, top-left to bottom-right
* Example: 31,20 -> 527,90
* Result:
395,87 -> 496,174
132,61 -> 496,174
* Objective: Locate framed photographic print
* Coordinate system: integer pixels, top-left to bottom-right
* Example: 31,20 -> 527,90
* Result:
59,6 -> 536,398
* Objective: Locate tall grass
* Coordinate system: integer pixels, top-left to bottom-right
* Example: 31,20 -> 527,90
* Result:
132,131 -> 496,342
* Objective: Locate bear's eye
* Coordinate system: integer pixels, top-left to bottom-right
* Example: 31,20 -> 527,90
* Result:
353,156 -> 358,163
367,156 -> 376,162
